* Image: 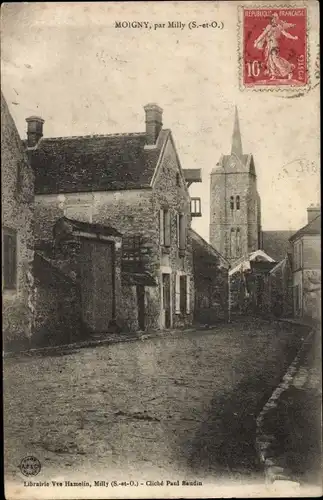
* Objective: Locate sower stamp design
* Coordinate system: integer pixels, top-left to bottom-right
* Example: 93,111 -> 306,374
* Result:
240,6 -> 307,89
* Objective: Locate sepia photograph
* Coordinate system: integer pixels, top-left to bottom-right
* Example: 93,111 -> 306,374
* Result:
1,1 -> 321,498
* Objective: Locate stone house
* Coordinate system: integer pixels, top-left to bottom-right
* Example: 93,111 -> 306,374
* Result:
289,205 -> 321,324
27,103 -> 201,333
191,229 -> 229,325
263,252 -> 293,318
2,93 -> 35,350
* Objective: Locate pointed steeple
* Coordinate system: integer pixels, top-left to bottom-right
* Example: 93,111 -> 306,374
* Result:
231,106 -> 243,157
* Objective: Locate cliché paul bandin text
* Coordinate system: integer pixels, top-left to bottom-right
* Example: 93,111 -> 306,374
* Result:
24,479 -> 203,488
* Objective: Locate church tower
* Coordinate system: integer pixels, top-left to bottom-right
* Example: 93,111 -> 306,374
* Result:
210,107 -> 262,263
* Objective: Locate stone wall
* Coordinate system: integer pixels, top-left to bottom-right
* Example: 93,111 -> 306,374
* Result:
152,136 -> 194,329
303,269 -> 321,323
33,256 -> 83,347
2,94 -> 35,349
192,231 -> 228,325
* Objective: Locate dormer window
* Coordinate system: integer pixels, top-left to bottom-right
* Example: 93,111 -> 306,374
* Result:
236,195 -> 240,210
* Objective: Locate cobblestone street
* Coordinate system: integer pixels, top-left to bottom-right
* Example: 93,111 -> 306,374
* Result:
4,318 -> 307,487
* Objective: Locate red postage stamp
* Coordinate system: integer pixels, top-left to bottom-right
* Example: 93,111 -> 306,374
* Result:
240,7 -> 308,89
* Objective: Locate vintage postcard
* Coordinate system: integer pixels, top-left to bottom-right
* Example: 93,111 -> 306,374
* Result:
1,1 -> 321,499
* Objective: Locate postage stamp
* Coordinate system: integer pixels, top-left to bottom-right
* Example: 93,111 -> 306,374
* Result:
239,6 -> 308,90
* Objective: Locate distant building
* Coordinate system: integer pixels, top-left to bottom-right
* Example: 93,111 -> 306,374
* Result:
209,107 -> 314,320
27,103 -> 201,333
191,229 -> 229,325
289,205 -> 321,323
210,107 -> 262,262
229,249 -> 277,314
2,93 -> 35,350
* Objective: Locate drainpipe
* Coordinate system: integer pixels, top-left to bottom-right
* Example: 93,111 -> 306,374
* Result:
228,265 -> 231,323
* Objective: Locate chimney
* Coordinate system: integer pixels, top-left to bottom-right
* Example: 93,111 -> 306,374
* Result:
307,204 -> 320,223
26,116 -> 44,147
144,103 -> 163,145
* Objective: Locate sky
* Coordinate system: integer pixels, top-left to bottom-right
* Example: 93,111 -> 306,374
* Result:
1,1 -> 320,242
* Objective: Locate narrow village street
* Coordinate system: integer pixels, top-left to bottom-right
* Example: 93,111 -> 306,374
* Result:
4,318 -> 308,486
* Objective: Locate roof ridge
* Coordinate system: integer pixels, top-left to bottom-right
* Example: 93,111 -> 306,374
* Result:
291,213 -> 321,237
41,132 -> 147,141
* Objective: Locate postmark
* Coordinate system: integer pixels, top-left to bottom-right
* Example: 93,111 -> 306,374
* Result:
19,456 -> 41,477
239,5 -> 308,90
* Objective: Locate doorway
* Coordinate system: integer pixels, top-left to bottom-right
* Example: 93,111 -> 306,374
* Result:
162,273 -> 171,329
137,285 -> 145,331
80,239 -> 115,332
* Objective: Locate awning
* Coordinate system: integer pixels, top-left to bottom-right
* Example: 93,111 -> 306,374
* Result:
122,271 -> 157,287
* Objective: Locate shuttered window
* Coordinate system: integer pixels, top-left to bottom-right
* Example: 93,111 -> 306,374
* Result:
176,213 -> 180,248
175,273 -> 181,313
179,214 -> 186,251
160,208 -> 171,247
160,209 -> 165,245
186,275 -> 191,313
180,275 -> 187,314
176,274 -> 191,315
164,209 -> 171,247
3,228 -> 17,290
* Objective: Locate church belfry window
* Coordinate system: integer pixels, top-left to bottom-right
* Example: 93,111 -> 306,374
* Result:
236,195 -> 240,210
236,228 -> 241,256
230,227 -> 235,257
230,196 -> 234,210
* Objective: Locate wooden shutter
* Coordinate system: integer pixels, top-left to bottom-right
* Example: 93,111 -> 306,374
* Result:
176,213 -> 180,248
164,209 -> 171,247
179,214 -> 186,251
3,229 -> 17,289
186,275 -> 191,313
159,209 -> 165,245
180,275 -> 186,314
175,273 -> 180,313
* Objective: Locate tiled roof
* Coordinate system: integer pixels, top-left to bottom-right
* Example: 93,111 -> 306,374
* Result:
54,216 -> 122,239
212,153 -> 255,175
34,251 -> 77,285
222,154 -> 250,168
190,229 -> 229,268
289,214 -> 321,242
29,130 -> 169,194
262,230 -> 295,262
